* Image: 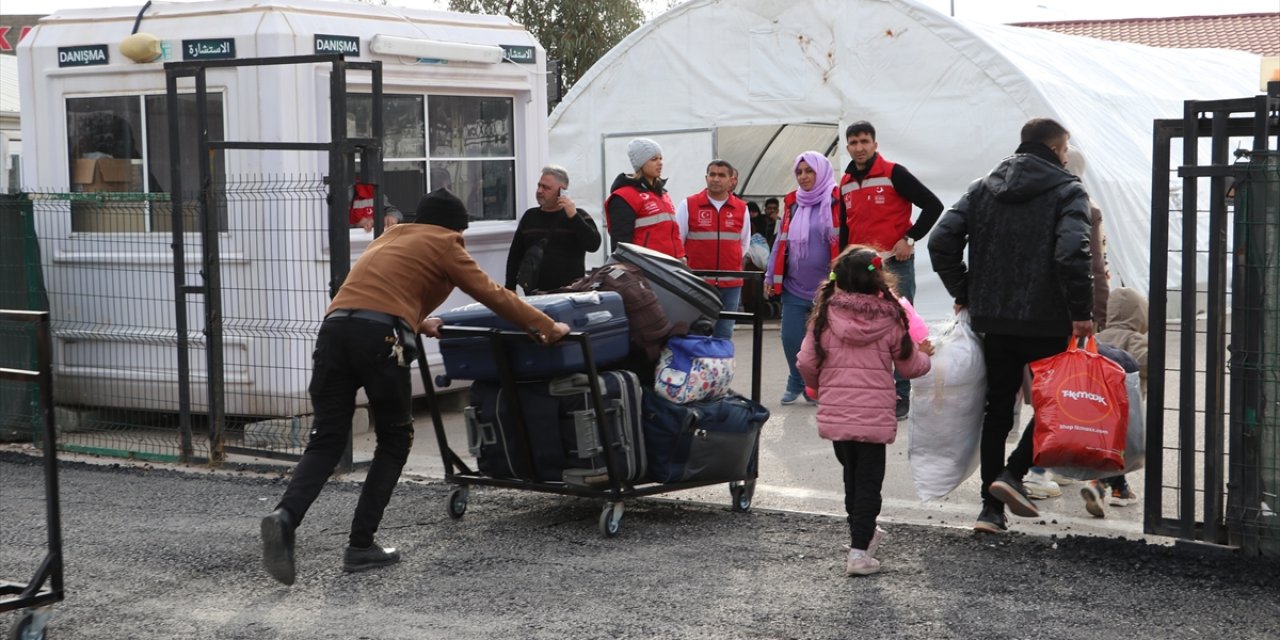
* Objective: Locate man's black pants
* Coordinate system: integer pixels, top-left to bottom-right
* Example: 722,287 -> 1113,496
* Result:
276,316 -> 415,548
979,333 -> 1069,511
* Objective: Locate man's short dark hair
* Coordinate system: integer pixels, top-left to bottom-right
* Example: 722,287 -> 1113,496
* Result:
845,121 -> 876,140
764,197 -> 780,208
1021,118 -> 1070,145
707,159 -> 735,174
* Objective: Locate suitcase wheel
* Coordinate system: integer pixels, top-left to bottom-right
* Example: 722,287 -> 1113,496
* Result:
598,501 -> 624,538
446,486 -> 469,520
730,480 -> 755,513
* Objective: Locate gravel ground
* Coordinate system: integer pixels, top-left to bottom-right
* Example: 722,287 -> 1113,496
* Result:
1,451 -> 1277,640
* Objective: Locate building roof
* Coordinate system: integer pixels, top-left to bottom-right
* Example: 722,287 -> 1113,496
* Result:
1013,13 -> 1280,56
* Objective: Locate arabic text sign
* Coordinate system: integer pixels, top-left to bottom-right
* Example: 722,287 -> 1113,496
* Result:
183,38 -> 236,61
500,44 -> 535,64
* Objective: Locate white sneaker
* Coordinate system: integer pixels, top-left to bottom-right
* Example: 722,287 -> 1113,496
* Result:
1047,471 -> 1077,486
1023,470 -> 1062,499
1081,480 -> 1107,518
845,547 -> 881,576
867,526 -> 886,559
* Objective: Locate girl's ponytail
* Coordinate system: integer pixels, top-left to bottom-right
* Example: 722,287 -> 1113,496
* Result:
809,277 -> 838,367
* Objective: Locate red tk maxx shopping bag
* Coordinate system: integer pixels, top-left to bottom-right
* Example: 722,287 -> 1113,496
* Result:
1030,337 -> 1129,472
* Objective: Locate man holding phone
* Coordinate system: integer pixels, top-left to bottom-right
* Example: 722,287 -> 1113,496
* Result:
505,165 -> 603,294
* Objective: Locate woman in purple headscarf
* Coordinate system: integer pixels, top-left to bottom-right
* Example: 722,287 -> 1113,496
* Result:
764,151 -> 842,405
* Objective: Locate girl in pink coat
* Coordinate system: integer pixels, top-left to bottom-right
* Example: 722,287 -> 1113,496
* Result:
797,246 -> 933,576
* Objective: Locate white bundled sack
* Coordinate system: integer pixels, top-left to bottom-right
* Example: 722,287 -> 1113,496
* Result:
909,311 -> 986,501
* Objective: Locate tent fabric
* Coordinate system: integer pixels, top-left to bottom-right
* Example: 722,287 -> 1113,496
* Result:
548,0 -> 1259,321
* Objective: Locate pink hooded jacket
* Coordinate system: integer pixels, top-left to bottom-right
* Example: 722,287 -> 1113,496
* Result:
796,291 -> 931,444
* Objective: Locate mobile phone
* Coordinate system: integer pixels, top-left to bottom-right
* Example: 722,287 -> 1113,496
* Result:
559,188 -> 570,200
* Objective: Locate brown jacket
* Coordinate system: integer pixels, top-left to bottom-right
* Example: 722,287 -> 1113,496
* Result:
327,224 -> 556,336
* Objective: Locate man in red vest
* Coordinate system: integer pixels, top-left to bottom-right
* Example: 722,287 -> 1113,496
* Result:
676,159 -> 750,339
839,121 -> 943,420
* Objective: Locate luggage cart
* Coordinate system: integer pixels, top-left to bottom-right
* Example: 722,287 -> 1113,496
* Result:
417,270 -> 767,537
1,311 -> 64,640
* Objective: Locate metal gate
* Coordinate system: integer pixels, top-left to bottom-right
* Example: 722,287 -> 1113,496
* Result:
1147,81 -> 1280,556
164,54 -> 383,468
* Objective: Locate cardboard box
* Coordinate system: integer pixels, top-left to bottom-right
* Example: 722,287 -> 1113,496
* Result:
72,158 -> 138,193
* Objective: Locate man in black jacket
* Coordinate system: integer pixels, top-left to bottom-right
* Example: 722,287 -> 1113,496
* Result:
927,118 -> 1095,535
505,165 -> 602,294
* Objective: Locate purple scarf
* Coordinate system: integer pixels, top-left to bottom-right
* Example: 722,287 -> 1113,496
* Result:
789,151 -> 836,259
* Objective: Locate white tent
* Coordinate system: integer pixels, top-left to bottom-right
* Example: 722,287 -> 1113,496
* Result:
548,0 -> 1260,321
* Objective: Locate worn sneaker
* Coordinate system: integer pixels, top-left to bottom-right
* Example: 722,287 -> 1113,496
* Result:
803,391 -> 818,405
781,389 -> 802,405
895,397 -> 910,421
1081,480 -> 1107,518
845,547 -> 881,576
260,509 -> 297,586
867,526 -> 887,559
343,543 -> 401,573
1108,481 -> 1139,507
989,470 -> 1040,517
973,506 -> 1008,534
1023,469 -> 1063,500
1046,470 -> 1077,486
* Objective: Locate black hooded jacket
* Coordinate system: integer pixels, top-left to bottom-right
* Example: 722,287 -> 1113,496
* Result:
927,145 -> 1093,337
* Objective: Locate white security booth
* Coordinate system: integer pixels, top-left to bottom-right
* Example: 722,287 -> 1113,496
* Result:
550,0 -> 1262,323
17,0 -> 547,419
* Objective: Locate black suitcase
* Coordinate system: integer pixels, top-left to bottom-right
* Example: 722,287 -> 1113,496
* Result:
463,371 -> 647,484
640,390 -> 769,484
608,242 -> 722,328
438,291 -> 630,381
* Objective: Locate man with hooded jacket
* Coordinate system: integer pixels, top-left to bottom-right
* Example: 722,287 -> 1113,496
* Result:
927,118 -> 1095,535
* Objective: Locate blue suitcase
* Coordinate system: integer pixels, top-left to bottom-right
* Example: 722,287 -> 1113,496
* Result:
438,291 -> 630,381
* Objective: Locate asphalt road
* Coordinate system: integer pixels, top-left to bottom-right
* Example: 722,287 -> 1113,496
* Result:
2,452 -> 1276,640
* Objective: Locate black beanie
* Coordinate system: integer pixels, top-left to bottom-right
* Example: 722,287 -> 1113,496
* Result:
414,188 -> 469,231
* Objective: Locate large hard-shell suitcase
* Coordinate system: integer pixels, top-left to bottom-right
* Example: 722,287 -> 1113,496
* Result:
609,243 -> 722,328
438,291 -> 629,381
463,371 -> 647,483
641,391 -> 769,484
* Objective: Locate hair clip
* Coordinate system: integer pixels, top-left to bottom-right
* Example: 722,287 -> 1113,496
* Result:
828,271 -> 837,281
869,256 -> 883,271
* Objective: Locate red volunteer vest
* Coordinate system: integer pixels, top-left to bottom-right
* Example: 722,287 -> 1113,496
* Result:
768,188 -> 842,295
348,181 -> 376,226
684,191 -> 746,288
840,155 -> 913,252
607,184 -> 684,259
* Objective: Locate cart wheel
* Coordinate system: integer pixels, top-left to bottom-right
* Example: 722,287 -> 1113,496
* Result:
446,486 -> 469,520
730,480 -> 756,512
8,611 -> 45,640
598,501 -> 624,538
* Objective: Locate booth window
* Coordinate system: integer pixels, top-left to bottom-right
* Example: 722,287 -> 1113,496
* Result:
349,93 -> 516,222
66,93 -> 226,233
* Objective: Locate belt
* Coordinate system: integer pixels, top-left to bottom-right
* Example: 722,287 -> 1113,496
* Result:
325,308 -> 401,327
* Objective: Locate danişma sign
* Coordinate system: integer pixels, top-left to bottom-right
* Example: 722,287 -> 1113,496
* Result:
315,34 -> 359,57
58,44 -> 109,67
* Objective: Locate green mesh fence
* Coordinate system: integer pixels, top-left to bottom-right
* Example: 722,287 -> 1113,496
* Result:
1231,151 -> 1280,557
1,180 -> 329,464
0,194 -> 48,443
